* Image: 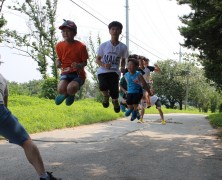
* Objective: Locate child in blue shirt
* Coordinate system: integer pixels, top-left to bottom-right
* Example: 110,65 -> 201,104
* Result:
124,58 -> 152,121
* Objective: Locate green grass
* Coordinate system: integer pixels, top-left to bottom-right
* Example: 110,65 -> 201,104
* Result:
9,95 -> 124,134
8,95 -> 210,134
142,105 -> 209,115
208,113 -> 222,128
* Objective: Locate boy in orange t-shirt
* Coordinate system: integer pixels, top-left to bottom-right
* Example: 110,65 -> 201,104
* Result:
55,20 -> 89,106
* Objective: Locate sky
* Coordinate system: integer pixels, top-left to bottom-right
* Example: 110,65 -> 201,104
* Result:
0,0 -> 191,83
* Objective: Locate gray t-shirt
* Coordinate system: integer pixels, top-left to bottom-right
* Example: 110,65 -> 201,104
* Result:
96,40 -> 128,76
0,73 -> 8,105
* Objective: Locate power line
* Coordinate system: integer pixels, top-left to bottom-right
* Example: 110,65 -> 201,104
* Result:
69,0 -> 108,27
69,0 -> 165,60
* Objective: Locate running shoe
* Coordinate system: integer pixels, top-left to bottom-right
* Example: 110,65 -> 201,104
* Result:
161,119 -> 166,125
125,109 -> 133,117
55,94 -> 67,105
112,100 -> 120,113
40,172 -> 61,180
131,110 -> 137,121
102,96 -> 109,108
66,95 -> 75,106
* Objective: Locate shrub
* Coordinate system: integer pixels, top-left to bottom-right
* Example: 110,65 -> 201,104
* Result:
40,77 -> 58,99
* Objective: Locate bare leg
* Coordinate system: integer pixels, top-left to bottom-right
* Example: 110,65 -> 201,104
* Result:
22,139 -> 45,176
67,81 -> 80,95
157,108 -> 164,120
58,80 -> 69,95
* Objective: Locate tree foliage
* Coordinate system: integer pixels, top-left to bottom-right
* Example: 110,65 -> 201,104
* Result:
3,0 -> 59,80
152,59 -> 221,111
177,0 -> 222,90
152,60 -> 186,109
86,33 -> 102,101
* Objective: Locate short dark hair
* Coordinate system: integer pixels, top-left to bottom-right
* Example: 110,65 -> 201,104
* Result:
128,54 -> 139,59
128,58 -> 139,67
108,21 -> 123,30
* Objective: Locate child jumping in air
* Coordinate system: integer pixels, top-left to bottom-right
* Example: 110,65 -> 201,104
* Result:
55,20 -> 89,106
124,58 -> 152,121
96,21 -> 128,113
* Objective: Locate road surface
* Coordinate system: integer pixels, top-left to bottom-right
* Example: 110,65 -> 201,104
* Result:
0,114 -> 222,180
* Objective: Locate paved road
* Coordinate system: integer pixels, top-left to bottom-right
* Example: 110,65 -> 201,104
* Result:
0,114 -> 222,180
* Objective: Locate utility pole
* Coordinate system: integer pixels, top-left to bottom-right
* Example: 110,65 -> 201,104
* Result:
185,73 -> 189,110
179,44 -> 182,63
125,0 -> 129,51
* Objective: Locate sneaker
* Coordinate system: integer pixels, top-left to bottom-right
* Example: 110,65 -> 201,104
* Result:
102,96 -> 109,108
131,110 -> 137,121
120,104 -> 126,112
55,94 -> 67,105
66,95 -> 75,106
40,172 -> 61,180
161,119 -> 166,125
125,109 -> 133,117
112,100 -> 120,113
136,110 -> 141,120
139,118 -> 145,123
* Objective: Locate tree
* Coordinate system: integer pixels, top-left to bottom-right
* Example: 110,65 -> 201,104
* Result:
86,33 -> 101,101
3,0 -> 59,80
0,0 -> 6,43
152,60 -> 186,109
177,0 -> 222,90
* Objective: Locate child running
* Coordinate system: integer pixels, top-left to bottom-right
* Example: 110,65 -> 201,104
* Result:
124,58 -> 152,121
55,20 -> 89,106
96,21 -> 128,113
119,69 -> 128,112
139,94 -> 166,125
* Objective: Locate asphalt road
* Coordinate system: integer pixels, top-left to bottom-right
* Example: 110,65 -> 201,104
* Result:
0,114 -> 222,180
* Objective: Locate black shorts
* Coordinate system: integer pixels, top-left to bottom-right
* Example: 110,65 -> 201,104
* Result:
126,93 -> 143,105
98,72 -> 119,99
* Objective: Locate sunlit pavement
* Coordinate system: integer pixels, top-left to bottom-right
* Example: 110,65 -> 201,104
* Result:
0,114 -> 222,180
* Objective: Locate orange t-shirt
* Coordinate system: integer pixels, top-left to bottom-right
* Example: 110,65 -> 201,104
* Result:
56,40 -> 89,79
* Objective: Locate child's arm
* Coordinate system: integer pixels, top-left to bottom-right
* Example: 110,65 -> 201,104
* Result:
139,74 -> 153,96
56,59 -> 61,68
154,64 -> 161,72
120,58 -> 126,73
95,55 -> 111,69
120,84 -> 127,94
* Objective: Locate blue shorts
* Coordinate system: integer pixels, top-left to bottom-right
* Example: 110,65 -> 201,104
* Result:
0,105 -> 29,146
60,72 -> 84,87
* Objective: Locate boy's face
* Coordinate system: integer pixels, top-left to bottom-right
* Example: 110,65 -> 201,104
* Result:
61,27 -> 75,41
127,61 -> 137,73
109,26 -> 122,38
143,60 -> 149,67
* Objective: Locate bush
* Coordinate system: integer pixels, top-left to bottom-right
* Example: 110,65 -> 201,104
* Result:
40,77 -> 58,99
219,103 -> 222,113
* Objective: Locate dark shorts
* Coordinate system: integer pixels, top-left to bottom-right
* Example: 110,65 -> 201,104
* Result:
0,105 -> 29,146
60,72 -> 84,87
127,93 -> 143,105
155,99 -> 162,109
98,72 -> 119,99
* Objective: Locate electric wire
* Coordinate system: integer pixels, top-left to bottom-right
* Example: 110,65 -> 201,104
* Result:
69,0 -> 165,60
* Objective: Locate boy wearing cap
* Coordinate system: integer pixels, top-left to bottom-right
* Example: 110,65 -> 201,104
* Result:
55,20 -> 89,106
0,69 -> 60,179
96,21 -> 128,113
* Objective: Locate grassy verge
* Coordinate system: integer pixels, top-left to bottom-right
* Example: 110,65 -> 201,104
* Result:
8,95 -> 209,134
208,113 -> 222,128
208,113 -> 222,138
9,95 -> 124,134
